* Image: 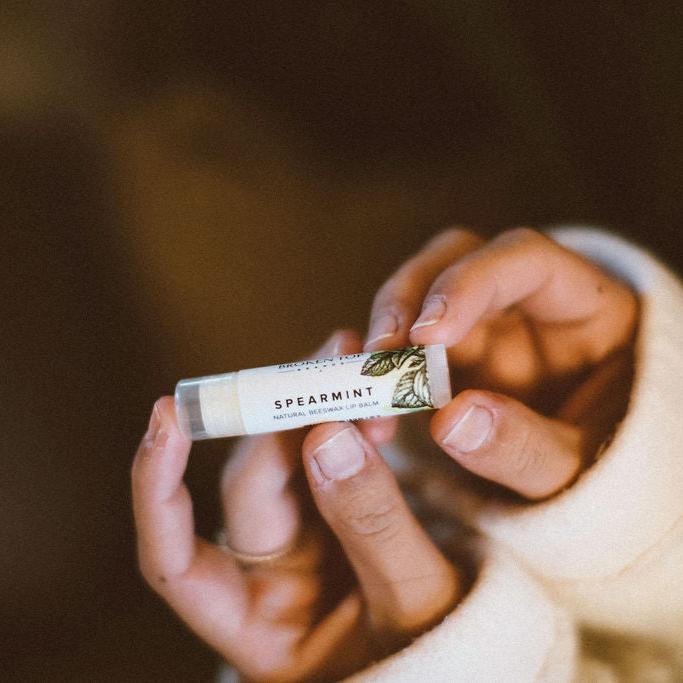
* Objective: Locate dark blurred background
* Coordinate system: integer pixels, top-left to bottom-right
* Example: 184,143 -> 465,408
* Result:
2,2 -> 682,680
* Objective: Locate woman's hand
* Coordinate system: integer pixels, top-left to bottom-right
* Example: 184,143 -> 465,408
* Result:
365,227 -> 638,500
132,331 -> 460,682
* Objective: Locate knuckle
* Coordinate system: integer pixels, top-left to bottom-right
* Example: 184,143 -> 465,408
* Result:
338,491 -> 402,542
508,426 -> 546,480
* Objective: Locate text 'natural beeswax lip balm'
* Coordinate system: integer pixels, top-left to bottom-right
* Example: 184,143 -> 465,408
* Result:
175,344 -> 451,440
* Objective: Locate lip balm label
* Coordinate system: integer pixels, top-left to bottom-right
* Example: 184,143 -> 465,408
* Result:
236,345 -> 436,434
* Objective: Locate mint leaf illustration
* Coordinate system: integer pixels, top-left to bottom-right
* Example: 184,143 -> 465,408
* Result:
392,346 -> 424,369
361,351 -> 396,376
391,366 -> 433,408
412,365 -> 432,406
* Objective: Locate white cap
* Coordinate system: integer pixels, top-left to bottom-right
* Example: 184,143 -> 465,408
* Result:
175,372 -> 245,440
424,343 -> 452,408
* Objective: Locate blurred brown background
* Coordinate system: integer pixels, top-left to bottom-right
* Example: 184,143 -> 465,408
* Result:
2,2 -> 682,680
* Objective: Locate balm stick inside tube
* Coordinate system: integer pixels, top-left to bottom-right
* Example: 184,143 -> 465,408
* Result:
175,344 -> 451,440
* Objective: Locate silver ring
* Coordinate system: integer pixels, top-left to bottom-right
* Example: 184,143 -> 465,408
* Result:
215,529 -> 297,566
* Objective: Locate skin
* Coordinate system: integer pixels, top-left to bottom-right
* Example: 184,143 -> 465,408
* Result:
132,227 -> 637,680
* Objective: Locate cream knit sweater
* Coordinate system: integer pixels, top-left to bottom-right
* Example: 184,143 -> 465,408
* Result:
222,228 -> 683,682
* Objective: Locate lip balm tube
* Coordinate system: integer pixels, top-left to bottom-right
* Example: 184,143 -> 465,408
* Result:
175,344 -> 451,440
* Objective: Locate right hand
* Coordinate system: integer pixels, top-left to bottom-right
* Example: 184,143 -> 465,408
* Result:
132,330 -> 461,682
364,227 -> 638,500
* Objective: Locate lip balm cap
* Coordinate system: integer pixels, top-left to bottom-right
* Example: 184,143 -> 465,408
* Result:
175,372 -> 245,440
424,343 -> 452,408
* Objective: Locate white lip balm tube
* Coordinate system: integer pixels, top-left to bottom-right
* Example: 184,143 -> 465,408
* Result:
175,344 -> 451,440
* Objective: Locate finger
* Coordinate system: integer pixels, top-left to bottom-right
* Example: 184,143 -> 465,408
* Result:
221,329 -> 361,555
409,227 -> 637,372
239,592 -> 368,683
133,398 -> 251,656
362,228 -> 481,443
132,396 -> 197,581
356,415 -> 398,446
293,592 -> 371,681
302,422 -> 460,638
430,389 -> 584,500
364,228 -> 484,351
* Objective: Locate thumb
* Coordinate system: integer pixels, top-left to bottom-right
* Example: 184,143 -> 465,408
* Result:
302,423 -> 460,641
431,390 -> 584,500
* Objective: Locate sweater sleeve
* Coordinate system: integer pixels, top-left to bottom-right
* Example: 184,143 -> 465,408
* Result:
469,227 -> 683,654
342,549 -> 576,683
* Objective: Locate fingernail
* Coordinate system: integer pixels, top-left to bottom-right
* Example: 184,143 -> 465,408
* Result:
364,313 -> 399,350
312,427 -> 366,481
410,296 -> 446,331
442,405 -> 493,453
144,401 -> 167,449
318,331 -> 341,356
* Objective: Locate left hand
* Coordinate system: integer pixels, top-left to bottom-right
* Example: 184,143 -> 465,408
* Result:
132,330 -> 461,682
